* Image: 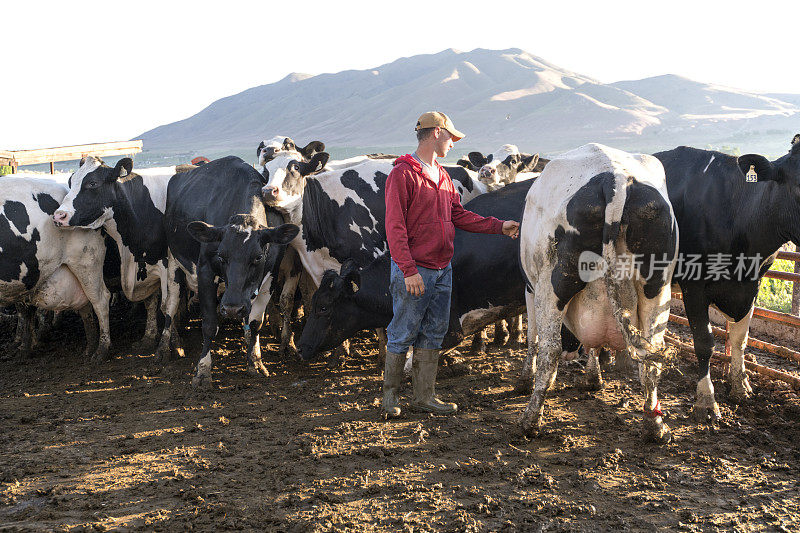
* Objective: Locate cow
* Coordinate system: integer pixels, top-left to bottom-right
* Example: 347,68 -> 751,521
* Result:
458,145 -> 545,190
297,181 -> 582,364
257,136 -> 326,171
52,156 -> 184,358
519,143 -> 678,443
1,176 -> 111,361
654,135 -> 800,421
164,156 -> 299,387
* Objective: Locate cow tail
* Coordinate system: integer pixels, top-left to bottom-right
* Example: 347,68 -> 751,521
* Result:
600,174 -> 654,359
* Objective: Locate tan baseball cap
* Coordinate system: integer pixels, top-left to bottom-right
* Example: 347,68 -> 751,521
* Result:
415,111 -> 465,141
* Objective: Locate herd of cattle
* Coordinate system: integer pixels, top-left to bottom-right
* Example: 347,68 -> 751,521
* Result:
2,133 -> 800,443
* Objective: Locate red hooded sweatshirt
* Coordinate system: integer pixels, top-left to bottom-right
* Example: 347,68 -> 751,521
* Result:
385,154 -> 505,277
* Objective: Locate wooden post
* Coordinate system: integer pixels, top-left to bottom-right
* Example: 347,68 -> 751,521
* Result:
792,243 -> 800,315
50,161 -> 55,174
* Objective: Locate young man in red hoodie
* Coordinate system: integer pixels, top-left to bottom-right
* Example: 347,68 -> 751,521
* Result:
383,111 -> 520,418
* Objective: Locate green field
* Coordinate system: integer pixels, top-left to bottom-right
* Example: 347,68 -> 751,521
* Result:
757,257 -> 796,313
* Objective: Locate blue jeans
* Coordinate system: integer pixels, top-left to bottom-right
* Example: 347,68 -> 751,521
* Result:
386,260 -> 452,354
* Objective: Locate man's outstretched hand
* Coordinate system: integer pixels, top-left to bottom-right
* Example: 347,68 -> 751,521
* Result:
404,273 -> 425,296
502,220 -> 520,239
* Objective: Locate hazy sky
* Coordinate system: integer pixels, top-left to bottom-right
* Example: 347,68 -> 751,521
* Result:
3,0 -> 794,149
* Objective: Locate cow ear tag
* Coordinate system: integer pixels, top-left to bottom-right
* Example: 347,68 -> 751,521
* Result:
745,165 -> 758,183
350,281 -> 359,293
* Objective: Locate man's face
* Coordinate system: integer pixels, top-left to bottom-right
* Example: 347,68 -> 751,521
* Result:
433,128 -> 454,158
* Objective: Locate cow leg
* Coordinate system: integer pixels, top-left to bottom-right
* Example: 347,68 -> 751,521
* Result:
13,304 -> 35,361
192,267 -> 219,389
582,348 -> 604,390
156,260 -> 183,363
376,328 -> 388,367
329,339 -> 349,368
32,310 -> 53,349
519,291 -> 561,437
683,288 -> 720,422
598,347 -> 612,370
68,261 -> 111,364
515,289 -> 538,395
469,329 -> 487,355
508,314 -> 525,346
278,269 -> 301,359
131,292 -> 160,353
245,276 -> 273,377
727,307 -> 754,401
615,345 -> 637,375
491,320 -> 510,346
77,304 -> 99,358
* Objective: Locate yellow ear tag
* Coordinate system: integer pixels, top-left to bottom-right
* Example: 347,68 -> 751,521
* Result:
745,165 -> 758,183
350,281 -> 359,293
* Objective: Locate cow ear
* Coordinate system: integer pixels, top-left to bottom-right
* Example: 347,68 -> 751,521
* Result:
299,152 -> 329,176
791,134 -> 799,146
456,157 -> 476,171
283,138 -> 296,151
259,223 -> 300,247
738,154 -> 779,182
467,152 -> 487,168
519,153 -> 540,173
257,141 -> 266,158
112,158 -> 133,181
339,259 -> 360,295
299,141 -> 326,159
187,221 -> 224,243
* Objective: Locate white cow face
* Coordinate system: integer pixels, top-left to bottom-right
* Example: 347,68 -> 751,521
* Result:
469,144 -> 539,189
256,136 -> 326,168
261,152 -> 329,212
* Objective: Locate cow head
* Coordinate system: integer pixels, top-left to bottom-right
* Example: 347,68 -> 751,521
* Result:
737,135 -> 800,240
298,260 -> 361,361
257,136 -> 325,168
261,151 -> 329,212
469,145 -> 539,189
53,156 -> 133,229
187,214 -> 299,320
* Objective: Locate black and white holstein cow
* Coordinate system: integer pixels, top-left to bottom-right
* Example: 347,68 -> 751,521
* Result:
654,136 -> 800,421
260,151 -> 488,361
164,156 -> 299,387
519,143 -> 678,443
459,144 -> 545,190
53,157 -> 183,358
1,177 -> 110,361
296,181 -> 582,362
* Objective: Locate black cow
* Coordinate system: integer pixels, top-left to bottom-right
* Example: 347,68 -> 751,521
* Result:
654,136 -> 800,421
164,156 -> 298,387
297,181 -> 580,365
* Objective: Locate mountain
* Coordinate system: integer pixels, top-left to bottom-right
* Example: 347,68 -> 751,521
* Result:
137,48 -> 800,160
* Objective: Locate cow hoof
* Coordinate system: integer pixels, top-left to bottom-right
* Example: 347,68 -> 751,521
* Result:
247,361 -> 270,377
729,376 -> 753,402
643,419 -> 673,444
90,346 -> 110,364
520,422 -> 542,439
191,374 -> 213,389
131,336 -> 158,354
470,338 -> 486,355
490,334 -> 510,347
580,373 -> 604,391
13,347 -> 32,362
692,403 -> 721,423
327,352 -> 342,369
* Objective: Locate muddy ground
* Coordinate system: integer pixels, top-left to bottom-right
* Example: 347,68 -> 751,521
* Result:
1,305 -> 800,532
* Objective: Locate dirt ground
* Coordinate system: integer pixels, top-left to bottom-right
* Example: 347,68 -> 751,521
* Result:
2,305 -> 800,533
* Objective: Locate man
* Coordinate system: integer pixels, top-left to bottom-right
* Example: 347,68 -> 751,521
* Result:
383,111 -> 520,418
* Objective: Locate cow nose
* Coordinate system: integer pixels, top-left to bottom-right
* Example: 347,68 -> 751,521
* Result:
53,211 -> 69,226
221,304 -> 245,318
262,186 -> 279,199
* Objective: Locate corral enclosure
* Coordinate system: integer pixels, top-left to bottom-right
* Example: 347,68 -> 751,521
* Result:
2,305 -> 800,532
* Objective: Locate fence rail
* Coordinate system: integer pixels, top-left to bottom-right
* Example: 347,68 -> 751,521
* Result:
1,141 -> 142,174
